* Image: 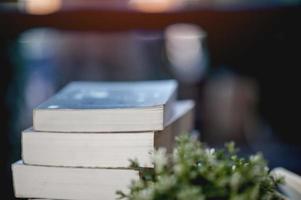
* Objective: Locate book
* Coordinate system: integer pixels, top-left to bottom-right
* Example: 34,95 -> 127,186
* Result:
272,168 -> 301,200
12,161 -> 139,200
23,100 -> 194,168
33,80 -> 177,132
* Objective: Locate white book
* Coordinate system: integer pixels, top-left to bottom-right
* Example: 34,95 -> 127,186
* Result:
33,80 -> 177,132
272,168 -> 301,200
23,100 -> 194,168
12,161 -> 139,200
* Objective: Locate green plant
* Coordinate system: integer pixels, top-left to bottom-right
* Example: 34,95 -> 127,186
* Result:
117,135 -> 284,200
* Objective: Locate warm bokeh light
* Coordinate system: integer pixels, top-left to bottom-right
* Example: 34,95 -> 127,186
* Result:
21,0 -> 61,15
128,0 -> 181,12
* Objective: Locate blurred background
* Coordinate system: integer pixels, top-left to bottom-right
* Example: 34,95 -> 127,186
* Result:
1,0 -> 301,198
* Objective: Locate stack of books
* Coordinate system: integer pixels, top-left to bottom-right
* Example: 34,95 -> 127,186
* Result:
12,80 -> 195,200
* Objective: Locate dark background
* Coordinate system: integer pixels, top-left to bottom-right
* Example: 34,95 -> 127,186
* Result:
1,0 -> 301,199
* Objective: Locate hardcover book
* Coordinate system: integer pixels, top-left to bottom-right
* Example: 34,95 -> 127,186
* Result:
33,80 -> 177,132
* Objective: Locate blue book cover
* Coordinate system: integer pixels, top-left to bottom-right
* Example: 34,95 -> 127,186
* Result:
38,80 -> 177,110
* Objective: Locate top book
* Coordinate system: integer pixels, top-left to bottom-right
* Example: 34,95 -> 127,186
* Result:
33,80 -> 177,132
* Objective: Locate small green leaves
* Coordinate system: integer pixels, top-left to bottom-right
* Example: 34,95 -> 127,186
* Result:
225,141 -> 237,155
117,134 -> 284,200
